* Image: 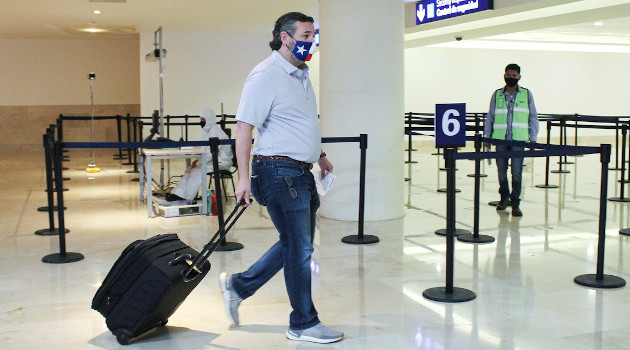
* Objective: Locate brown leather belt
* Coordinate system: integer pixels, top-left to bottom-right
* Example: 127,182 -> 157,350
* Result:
253,155 -> 313,170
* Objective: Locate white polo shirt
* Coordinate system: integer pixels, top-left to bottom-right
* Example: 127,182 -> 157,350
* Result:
236,50 -> 321,163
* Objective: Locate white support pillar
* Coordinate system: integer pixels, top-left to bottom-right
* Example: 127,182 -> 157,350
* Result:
319,0 -> 405,221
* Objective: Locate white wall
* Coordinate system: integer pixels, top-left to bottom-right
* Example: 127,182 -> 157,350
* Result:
404,46 -> 630,136
139,33 -> 629,140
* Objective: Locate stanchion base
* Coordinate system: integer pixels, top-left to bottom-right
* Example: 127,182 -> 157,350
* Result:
405,161 -> 418,164
42,252 -> 84,264
405,148 -> 417,151
558,161 -> 575,165
214,242 -> 244,252
121,162 -> 134,166
113,155 -> 128,160
457,233 -> 495,244
405,178 -> 411,182
341,234 -> 380,245
609,167 -> 622,171
535,184 -> 559,189
46,188 -> 69,192
550,170 -> 570,174
608,197 -> 630,202
423,287 -> 476,303
619,228 -> 630,236
131,178 -> 140,182
437,188 -> 461,193
431,152 -> 442,156
574,274 -> 626,289
126,170 -> 140,174
37,206 -> 66,212
435,228 -> 470,237
618,179 -> 630,184
34,228 -> 70,236
439,168 -> 458,171
62,177 -> 70,181
467,174 -> 488,178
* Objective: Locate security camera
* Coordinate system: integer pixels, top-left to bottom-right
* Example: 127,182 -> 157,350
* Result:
455,36 -> 463,41
145,48 -> 167,62
88,72 -> 96,80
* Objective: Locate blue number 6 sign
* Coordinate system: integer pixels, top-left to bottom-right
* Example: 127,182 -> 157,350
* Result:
435,103 -> 466,148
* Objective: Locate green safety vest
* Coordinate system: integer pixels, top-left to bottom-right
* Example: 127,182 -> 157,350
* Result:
491,88 -> 530,141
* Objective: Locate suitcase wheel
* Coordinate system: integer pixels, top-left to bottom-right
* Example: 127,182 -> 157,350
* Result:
115,330 -> 132,345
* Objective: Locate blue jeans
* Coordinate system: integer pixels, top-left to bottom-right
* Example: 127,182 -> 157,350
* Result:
231,158 -> 320,330
495,144 -> 524,205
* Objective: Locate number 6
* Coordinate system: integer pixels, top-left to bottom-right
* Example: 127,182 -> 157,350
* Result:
442,109 -> 460,136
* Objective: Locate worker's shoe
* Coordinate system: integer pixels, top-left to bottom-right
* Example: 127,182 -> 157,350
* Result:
496,199 -> 510,211
512,204 -> 523,217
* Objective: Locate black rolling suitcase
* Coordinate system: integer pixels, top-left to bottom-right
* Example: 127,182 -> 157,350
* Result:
92,201 -> 247,345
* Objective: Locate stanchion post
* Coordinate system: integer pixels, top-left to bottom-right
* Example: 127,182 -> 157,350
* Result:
405,113 -> 417,164
574,144 -> 625,288
113,115 -> 125,160
35,133 -> 69,235
551,117 -> 570,174
42,141 -> 84,264
423,148 -> 476,302
609,124 -> 630,202
127,117 -> 140,174
210,137 -> 243,251
458,135 -> 495,244
122,113 -> 133,166
342,134 -> 380,244
536,120 -> 559,189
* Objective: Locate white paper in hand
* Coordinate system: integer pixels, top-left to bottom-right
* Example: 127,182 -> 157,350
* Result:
310,163 -> 336,196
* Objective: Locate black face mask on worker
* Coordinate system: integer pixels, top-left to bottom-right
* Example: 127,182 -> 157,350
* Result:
505,77 -> 519,87
200,120 -> 206,128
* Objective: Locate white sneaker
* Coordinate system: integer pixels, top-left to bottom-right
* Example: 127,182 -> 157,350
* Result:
219,272 -> 242,326
285,323 -> 344,343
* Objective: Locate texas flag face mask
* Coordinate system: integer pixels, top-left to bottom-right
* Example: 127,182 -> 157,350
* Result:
291,39 -> 316,62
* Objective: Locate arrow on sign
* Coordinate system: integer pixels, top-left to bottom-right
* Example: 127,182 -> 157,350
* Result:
417,5 -> 426,23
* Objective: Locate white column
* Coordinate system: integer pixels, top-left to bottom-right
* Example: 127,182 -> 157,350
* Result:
318,0 -> 405,221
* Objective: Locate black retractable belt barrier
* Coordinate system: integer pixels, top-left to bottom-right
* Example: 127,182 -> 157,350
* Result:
608,124 -> 630,202
42,141 -> 84,264
467,114 -> 488,179
458,135 -> 495,244
126,117 -> 140,174
558,117 -> 574,165
340,134 -> 380,245
574,144 -> 625,288
35,132 -> 69,235
131,120 -> 143,182
210,137 -> 244,252
551,118 -> 570,174
405,113 -> 418,161
122,114 -> 134,166
536,120 -> 559,189
44,125 -> 69,193
113,115 -> 126,160
423,148 -> 476,303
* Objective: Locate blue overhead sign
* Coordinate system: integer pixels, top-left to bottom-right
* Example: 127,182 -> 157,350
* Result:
416,0 -> 493,25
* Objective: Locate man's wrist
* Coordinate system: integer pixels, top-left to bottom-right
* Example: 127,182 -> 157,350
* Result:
319,152 -> 326,159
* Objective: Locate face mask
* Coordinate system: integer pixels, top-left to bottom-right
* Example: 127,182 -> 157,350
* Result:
289,36 -> 315,62
200,120 -> 206,128
505,77 -> 519,87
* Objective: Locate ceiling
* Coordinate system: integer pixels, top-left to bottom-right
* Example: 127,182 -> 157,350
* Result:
0,0 -> 629,52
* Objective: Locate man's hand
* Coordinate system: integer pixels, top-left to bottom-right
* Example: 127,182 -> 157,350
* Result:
235,180 -> 251,206
317,156 -> 333,178
483,142 -> 491,149
528,140 -> 536,150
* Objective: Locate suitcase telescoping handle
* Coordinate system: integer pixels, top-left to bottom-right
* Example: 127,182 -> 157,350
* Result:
182,199 -> 249,282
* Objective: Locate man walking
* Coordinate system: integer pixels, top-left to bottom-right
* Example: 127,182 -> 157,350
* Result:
219,12 -> 342,344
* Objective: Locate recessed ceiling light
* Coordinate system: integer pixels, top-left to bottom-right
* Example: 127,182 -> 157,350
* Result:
594,21 -> 603,26
81,28 -> 107,33
93,10 -> 102,14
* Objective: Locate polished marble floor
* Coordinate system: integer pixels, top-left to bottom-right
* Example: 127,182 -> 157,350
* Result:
1,142 -> 630,350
